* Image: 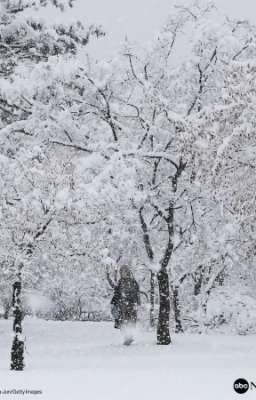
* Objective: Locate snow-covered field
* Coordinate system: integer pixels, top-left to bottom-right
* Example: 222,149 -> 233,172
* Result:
0,318 -> 256,400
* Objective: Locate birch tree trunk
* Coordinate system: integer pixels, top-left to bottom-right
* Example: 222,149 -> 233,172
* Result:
10,263 -> 24,371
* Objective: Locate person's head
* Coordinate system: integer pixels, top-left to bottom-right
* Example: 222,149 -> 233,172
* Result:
119,265 -> 132,280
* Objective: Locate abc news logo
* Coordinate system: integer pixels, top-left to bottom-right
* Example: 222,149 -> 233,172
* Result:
234,378 -> 256,394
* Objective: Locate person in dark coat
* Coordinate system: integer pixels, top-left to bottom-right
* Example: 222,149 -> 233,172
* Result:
111,265 -> 140,331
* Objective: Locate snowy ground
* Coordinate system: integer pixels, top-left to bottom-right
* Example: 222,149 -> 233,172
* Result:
0,318 -> 256,400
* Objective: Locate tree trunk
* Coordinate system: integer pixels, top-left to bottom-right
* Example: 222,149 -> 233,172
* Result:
10,265 -> 24,371
157,269 -> 171,345
172,286 -> 183,333
149,272 -> 155,327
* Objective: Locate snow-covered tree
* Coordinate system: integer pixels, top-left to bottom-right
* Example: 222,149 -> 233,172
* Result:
1,0 -> 256,349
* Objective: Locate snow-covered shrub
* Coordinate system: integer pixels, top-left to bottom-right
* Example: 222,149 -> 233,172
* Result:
204,287 -> 256,334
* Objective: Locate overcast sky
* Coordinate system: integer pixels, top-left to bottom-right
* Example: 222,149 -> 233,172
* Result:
70,0 -> 256,59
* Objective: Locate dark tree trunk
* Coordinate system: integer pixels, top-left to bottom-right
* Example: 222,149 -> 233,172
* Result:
149,272 -> 155,327
156,158 -> 186,343
172,286 -> 183,333
157,269 -> 171,345
10,265 -> 24,371
156,216 -> 173,345
138,205 -> 173,344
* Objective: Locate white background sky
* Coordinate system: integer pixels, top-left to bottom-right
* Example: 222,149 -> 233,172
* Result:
69,0 -> 256,59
